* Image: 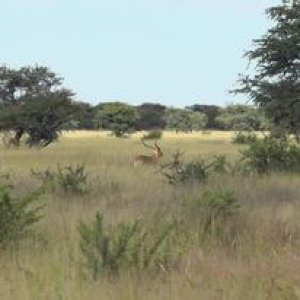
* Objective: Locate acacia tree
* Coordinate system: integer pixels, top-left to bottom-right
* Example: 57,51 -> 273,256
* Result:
73,101 -> 97,129
186,104 -> 222,129
165,108 -> 207,132
0,65 -> 76,147
234,0 -> 300,140
136,103 -> 166,130
94,102 -> 138,137
216,104 -> 270,131
189,111 -> 208,131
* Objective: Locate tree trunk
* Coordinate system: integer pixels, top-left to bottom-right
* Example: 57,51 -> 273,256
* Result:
10,129 -> 24,148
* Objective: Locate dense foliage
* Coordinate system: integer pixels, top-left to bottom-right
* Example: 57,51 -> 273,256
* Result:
94,102 -> 138,137
234,0 -> 300,140
241,136 -> 300,174
136,103 -> 166,130
186,104 -> 222,129
165,108 -> 208,132
0,185 -> 44,248
0,65 -> 77,147
216,104 -> 270,131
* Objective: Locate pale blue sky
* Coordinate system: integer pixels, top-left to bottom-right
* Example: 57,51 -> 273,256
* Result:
1,0 -> 278,107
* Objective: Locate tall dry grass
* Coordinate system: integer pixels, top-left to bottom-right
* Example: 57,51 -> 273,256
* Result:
0,131 -> 300,300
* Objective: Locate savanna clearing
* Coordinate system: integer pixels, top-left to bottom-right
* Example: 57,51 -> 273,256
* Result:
1,131 -> 300,300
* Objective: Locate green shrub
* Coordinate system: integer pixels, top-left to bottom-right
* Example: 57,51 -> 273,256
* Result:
160,152 -> 228,184
56,164 -> 88,194
181,190 -> 240,243
160,151 -> 211,185
232,131 -> 258,145
179,161 -> 211,183
211,155 -> 253,176
160,151 -> 254,184
241,136 -> 300,174
142,130 -> 163,140
211,155 -> 228,174
78,213 -> 174,279
32,164 -> 88,194
0,185 -> 44,248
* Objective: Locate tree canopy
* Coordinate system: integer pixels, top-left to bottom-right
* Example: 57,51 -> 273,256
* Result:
94,102 -> 138,137
0,65 -> 76,147
165,108 -> 207,132
216,104 -> 270,131
136,103 -> 166,130
186,104 -> 222,129
234,0 -> 300,139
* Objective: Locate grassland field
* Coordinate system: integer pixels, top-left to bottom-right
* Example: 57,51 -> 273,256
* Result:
1,130 -> 300,300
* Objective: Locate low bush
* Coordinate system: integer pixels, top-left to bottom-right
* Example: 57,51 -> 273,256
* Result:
181,190 -> 240,244
211,155 -> 228,174
0,185 -> 44,248
160,152 -> 238,184
142,130 -> 163,140
78,213 -> 175,279
232,131 -> 258,145
160,151 -> 212,185
32,164 -> 88,194
56,164 -> 88,194
241,136 -> 300,174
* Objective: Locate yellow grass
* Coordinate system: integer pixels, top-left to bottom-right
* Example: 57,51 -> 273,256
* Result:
64,130 -> 234,139
0,131 -> 300,300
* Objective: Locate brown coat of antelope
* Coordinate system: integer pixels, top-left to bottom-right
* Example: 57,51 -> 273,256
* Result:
133,139 -> 163,167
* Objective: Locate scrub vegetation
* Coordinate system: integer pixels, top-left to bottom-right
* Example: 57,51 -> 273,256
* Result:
1,131 -> 300,300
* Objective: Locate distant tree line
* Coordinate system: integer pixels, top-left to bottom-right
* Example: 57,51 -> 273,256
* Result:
75,101 -> 270,136
0,64 -> 272,145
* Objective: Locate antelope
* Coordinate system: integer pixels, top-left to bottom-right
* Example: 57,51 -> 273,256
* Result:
133,139 -> 163,167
